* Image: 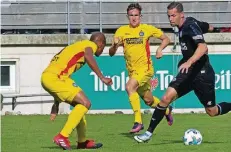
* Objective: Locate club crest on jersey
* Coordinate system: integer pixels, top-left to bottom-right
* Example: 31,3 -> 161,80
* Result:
150,77 -> 159,91
139,31 -> 144,36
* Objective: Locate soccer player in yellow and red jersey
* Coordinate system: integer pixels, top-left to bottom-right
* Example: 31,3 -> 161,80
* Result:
41,32 -> 112,150
109,3 -> 173,133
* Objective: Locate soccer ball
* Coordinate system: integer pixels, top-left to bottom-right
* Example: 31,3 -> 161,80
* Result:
183,129 -> 202,145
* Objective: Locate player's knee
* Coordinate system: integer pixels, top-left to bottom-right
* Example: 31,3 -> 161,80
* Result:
82,101 -> 91,109
73,99 -> 91,109
144,99 -> 153,106
125,84 -> 135,93
161,95 -> 171,106
205,107 -> 217,117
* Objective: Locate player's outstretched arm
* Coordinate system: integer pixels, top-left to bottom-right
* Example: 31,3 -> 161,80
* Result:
109,37 -> 121,57
85,47 -> 113,86
156,34 -> 170,59
197,20 -> 216,33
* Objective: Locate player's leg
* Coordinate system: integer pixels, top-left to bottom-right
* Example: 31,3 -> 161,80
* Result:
76,116 -> 87,143
196,89 -> 231,116
134,72 -> 193,143
42,75 -> 99,150
126,77 -> 143,133
52,89 -> 90,150
209,102 -> 231,116
59,90 -> 90,137
55,90 -> 103,149
193,69 -> 231,117
134,87 -> 177,143
41,74 -> 72,150
138,82 -> 173,126
127,69 -> 154,133
76,116 -> 103,149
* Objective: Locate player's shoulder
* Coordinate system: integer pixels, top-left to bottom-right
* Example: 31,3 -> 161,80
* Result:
141,23 -> 158,28
185,17 -> 200,27
77,39 -> 93,45
116,25 -> 130,31
140,24 -> 160,32
186,17 -> 197,22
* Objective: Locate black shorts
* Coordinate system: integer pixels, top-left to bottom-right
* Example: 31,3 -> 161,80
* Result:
169,63 -> 216,108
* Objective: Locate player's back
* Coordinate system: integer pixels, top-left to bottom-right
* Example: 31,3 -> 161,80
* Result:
43,40 -> 96,78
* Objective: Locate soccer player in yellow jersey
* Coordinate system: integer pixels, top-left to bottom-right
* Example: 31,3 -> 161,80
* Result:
109,3 -> 173,133
41,32 -> 112,150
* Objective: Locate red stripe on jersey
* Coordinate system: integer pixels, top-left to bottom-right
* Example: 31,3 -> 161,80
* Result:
58,52 -> 84,77
145,40 -> 151,70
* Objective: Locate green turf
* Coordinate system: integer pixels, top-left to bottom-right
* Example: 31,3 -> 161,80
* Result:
1,113 -> 231,152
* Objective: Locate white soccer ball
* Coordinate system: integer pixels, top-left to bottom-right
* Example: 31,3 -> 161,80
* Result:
183,129 -> 203,145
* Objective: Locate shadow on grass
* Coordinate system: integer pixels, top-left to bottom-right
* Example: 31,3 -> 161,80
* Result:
149,140 -> 224,145
119,132 -> 135,139
41,145 -> 77,150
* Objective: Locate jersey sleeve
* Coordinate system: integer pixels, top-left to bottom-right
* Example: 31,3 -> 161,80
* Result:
188,17 -> 209,34
188,22 -> 205,45
83,40 -> 98,53
147,25 -> 163,38
195,21 -> 209,34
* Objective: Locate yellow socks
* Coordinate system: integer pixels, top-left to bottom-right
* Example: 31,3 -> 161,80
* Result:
60,104 -> 88,137
76,116 -> 87,143
151,96 -> 160,108
151,96 -> 170,115
129,93 -> 142,123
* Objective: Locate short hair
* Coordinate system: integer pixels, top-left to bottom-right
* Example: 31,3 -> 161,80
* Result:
127,3 -> 142,14
90,32 -> 106,44
167,2 -> 184,13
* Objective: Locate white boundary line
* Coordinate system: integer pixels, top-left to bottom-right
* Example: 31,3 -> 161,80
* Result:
86,108 -> 206,114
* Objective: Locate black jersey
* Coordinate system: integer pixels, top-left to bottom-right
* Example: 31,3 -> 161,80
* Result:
178,17 -> 210,66
169,17 -> 216,107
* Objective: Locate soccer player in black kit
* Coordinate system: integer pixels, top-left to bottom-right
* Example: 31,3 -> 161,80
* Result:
134,2 -> 231,143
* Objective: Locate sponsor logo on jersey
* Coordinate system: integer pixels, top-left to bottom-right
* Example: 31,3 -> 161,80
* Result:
192,35 -> 203,40
125,38 -> 143,44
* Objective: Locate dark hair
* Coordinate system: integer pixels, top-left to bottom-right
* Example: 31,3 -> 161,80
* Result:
90,32 -> 106,44
167,2 -> 183,13
127,3 -> 142,14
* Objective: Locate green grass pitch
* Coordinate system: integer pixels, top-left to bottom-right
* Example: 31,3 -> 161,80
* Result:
2,113 -> 231,152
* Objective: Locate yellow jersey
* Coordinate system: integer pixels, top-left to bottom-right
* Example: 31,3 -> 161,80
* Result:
115,24 -> 163,72
43,40 -> 97,78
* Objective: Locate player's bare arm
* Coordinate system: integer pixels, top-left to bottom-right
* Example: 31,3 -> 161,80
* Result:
208,24 -> 214,32
85,47 -> 113,86
109,37 -> 122,56
156,34 -> 170,59
50,100 -> 59,121
179,43 -> 208,73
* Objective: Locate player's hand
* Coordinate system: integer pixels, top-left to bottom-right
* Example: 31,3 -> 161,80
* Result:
50,113 -> 57,121
50,102 -> 59,121
156,48 -> 163,59
101,77 -> 113,86
112,37 -> 122,46
178,61 -> 192,73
